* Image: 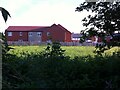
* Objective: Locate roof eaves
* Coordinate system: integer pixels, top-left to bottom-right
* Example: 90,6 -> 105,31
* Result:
57,24 -> 71,33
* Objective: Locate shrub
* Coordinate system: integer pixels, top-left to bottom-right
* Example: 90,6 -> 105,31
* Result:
0,33 -> 13,59
42,42 -> 65,58
2,45 -> 120,89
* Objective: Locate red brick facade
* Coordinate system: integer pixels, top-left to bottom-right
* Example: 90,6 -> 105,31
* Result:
6,31 -> 28,41
5,24 -> 72,43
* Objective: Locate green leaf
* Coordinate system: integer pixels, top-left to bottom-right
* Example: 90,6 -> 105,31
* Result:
0,7 -> 11,22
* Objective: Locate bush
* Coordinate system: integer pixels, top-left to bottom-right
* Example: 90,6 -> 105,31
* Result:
2,48 -> 120,89
0,32 -> 13,59
42,42 -> 65,58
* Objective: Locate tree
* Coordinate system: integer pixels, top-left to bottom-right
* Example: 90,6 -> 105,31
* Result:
76,1 -> 120,54
0,7 -> 11,58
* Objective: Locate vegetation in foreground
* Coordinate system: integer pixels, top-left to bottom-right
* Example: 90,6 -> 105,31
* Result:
2,43 -> 120,89
1,1 -> 120,89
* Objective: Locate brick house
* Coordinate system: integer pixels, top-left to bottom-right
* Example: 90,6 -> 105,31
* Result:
5,24 -> 72,45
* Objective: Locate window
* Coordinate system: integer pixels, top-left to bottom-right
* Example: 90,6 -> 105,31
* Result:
29,32 -> 32,37
8,32 -> 12,36
37,32 -> 42,37
47,32 -> 50,36
20,32 -> 22,36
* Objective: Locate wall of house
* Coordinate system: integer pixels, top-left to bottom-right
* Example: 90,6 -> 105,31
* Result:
41,30 -> 50,42
6,24 -> 72,43
64,32 -> 72,42
40,26 -> 72,42
49,25 -> 65,42
28,32 -> 42,43
6,31 -> 28,41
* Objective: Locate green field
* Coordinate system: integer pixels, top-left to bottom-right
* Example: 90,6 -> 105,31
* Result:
8,46 -> 119,58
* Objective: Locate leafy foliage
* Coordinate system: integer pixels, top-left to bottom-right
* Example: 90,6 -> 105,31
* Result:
42,42 -> 65,58
76,1 -> 120,54
1,33 -> 13,59
2,47 -> 120,89
76,2 -> 120,35
0,7 -> 11,22
0,7 -> 11,58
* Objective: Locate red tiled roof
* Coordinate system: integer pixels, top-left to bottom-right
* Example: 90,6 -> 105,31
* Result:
6,26 -> 49,32
6,24 -> 71,33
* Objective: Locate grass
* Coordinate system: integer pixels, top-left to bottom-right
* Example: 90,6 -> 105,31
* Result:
8,45 -> 119,58
63,46 -> 95,58
104,46 -> 120,55
8,46 -> 95,58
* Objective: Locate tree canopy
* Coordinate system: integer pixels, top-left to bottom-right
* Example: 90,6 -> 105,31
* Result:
76,1 -> 120,54
76,1 -> 120,38
0,7 -> 11,58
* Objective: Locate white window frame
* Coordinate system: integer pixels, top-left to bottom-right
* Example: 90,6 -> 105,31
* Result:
37,32 -> 42,37
8,32 -> 12,36
29,32 -> 33,37
19,32 -> 22,36
47,32 -> 50,36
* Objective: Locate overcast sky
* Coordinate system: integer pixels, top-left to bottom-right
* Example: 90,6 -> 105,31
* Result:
0,0 -> 91,33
